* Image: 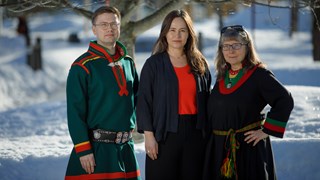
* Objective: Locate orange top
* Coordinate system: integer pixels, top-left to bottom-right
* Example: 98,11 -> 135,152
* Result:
174,64 -> 197,115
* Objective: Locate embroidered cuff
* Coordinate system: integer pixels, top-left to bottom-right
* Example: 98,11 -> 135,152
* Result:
263,117 -> 287,138
74,141 -> 92,156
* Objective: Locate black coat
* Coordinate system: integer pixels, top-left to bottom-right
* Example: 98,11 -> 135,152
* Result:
136,52 -> 212,142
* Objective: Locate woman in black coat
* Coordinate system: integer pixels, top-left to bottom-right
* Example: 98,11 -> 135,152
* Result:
136,10 -> 211,180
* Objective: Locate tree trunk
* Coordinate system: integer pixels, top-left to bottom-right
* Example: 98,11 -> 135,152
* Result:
118,0 -> 186,59
119,22 -> 135,58
55,0 -> 185,60
289,0 -> 298,38
217,4 -> 223,30
251,3 -> 256,41
0,8 -> 3,36
312,7 -> 320,61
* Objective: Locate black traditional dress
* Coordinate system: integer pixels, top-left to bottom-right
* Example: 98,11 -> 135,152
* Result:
203,65 -> 294,180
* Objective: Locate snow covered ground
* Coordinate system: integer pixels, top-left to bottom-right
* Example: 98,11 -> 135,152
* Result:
0,4 -> 320,180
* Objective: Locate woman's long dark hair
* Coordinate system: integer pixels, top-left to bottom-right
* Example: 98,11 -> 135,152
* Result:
152,9 -> 208,75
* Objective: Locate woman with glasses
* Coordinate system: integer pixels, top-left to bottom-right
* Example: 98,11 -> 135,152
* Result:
203,25 -> 294,180
136,10 -> 211,180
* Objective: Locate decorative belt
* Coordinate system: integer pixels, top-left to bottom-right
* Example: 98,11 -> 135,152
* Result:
90,129 -> 133,144
213,120 -> 264,180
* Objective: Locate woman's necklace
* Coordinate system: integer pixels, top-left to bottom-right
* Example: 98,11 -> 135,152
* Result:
227,79 -> 232,89
225,69 -> 244,89
229,68 -> 241,75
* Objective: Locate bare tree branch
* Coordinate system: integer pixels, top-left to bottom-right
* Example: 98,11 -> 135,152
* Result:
311,0 -> 320,31
253,0 -> 309,9
59,0 -> 92,19
109,0 -> 144,24
132,0 -> 186,36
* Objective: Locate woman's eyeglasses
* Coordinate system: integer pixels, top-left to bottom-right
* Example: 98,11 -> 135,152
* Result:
220,25 -> 245,34
221,43 -> 247,51
220,25 -> 247,51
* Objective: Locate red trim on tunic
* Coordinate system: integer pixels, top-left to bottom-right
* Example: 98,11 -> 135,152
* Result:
71,54 -> 97,74
112,66 -> 129,96
88,42 -> 128,96
72,62 -> 90,74
112,48 -> 121,61
219,65 -> 259,94
263,121 -> 285,133
90,42 -> 113,61
78,54 -> 96,64
65,170 -> 141,180
74,142 -> 92,153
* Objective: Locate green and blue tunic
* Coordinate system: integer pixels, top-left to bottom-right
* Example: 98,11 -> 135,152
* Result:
65,41 -> 140,179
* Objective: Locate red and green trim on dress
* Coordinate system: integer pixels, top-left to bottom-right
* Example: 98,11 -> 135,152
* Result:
263,117 -> 287,138
65,170 -> 141,180
218,64 -> 288,138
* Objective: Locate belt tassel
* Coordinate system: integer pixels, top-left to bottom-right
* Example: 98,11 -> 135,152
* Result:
220,129 -> 239,179
213,120 -> 264,180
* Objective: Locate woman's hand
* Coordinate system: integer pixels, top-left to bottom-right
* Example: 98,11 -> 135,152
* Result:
244,129 -> 269,146
144,131 -> 158,160
79,153 -> 96,174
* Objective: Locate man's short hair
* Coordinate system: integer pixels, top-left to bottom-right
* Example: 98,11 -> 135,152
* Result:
91,6 -> 121,25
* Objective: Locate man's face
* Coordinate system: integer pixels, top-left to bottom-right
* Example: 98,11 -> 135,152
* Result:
92,12 -> 120,48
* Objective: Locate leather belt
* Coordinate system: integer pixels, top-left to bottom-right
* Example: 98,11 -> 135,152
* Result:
90,129 -> 133,144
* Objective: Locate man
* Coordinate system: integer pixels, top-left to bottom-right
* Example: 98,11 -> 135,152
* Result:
65,6 -> 140,180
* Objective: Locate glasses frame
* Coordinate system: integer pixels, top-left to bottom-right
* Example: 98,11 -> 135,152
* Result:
221,43 -> 248,51
94,22 -> 120,29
